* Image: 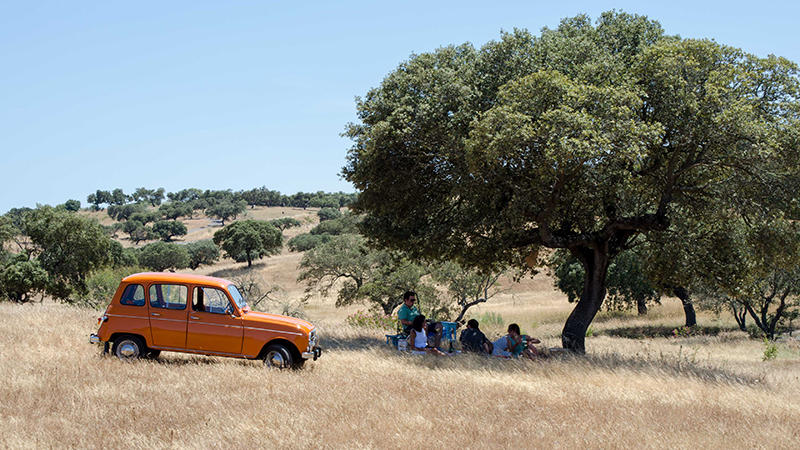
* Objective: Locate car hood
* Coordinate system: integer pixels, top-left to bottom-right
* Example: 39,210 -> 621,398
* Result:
242,311 -> 314,333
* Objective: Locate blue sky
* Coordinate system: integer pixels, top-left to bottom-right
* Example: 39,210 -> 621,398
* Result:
1,1 -> 798,213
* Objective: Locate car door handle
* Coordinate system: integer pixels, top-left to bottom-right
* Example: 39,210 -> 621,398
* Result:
151,313 -> 161,317
190,315 -> 200,320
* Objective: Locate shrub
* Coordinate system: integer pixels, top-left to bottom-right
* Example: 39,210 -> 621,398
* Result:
77,266 -> 144,308
345,310 -> 398,331
138,242 -> 189,272
317,207 -> 342,222
287,233 -> 332,252
186,240 -> 219,270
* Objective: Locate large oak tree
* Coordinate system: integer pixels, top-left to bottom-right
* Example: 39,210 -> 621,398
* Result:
342,12 -> 799,352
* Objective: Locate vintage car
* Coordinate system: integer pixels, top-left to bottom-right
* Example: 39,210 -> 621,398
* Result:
89,272 -> 321,368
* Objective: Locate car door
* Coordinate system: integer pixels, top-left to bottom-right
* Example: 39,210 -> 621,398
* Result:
147,283 -> 189,349
185,285 -> 243,355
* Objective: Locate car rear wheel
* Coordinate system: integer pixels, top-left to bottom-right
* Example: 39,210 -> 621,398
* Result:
263,344 -> 294,369
112,335 -> 145,360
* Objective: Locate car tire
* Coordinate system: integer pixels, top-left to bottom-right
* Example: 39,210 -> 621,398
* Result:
112,335 -> 145,360
263,344 -> 293,369
144,349 -> 161,359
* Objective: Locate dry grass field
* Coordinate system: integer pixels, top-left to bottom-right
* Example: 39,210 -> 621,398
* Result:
2,207 -> 799,448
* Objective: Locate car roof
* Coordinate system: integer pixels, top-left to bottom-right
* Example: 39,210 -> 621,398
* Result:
121,272 -> 233,289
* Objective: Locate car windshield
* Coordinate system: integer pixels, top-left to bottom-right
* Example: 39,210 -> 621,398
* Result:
227,284 -> 248,311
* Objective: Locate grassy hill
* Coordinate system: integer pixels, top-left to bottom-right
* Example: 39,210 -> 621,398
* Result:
1,206 -> 798,447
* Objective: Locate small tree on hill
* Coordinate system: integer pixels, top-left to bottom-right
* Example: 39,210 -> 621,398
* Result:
63,199 -> 81,212
317,207 -> 342,222
0,256 -> 48,303
270,217 -> 301,232
213,220 -> 282,267
138,241 -> 189,272
152,220 -> 187,242
186,240 -> 220,270
206,200 -> 247,226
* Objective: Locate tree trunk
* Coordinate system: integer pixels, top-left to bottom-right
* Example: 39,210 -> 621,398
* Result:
636,298 -> 647,315
562,247 -> 610,353
672,287 -> 696,327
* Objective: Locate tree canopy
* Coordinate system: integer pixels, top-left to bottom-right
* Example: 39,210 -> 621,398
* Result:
342,11 -> 800,351
213,220 -> 282,267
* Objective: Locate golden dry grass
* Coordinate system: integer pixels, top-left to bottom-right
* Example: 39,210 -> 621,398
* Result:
2,299 -> 799,448
3,207 -> 797,448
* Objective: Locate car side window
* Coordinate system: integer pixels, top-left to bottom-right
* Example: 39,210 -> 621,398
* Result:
193,286 -> 232,314
149,284 -> 188,310
119,284 -> 145,306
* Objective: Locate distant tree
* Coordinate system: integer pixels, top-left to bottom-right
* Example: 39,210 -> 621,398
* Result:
109,188 -> 129,206
549,249 -> 660,316
432,261 -> 506,322
0,256 -> 48,303
122,220 -> 154,244
22,206 -> 114,299
131,187 -> 151,204
63,199 -> 81,212
298,234 -> 436,316
309,214 -> 360,236
129,210 -> 161,225
107,203 -> 145,221
159,202 -> 193,220
137,241 -> 189,272
152,220 -> 187,242
206,200 -> 247,226
148,188 -> 165,206
287,233 -> 331,252
186,240 -> 220,270
87,190 -> 111,210
269,217 -> 301,232
317,207 -> 342,222
109,241 -> 139,267
213,220 -> 282,267
167,188 -> 202,203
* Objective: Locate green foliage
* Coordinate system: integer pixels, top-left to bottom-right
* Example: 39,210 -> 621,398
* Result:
122,220 -> 154,244
317,207 -> 342,222
109,188 -> 129,206
345,310 -> 398,331
309,214 -> 360,236
206,200 -> 247,226
213,220 -> 282,267
22,206 -> 114,299
77,266 -> 144,309
342,12 -> 800,351
63,199 -> 81,212
109,241 -> 138,267
549,249 -> 660,313
269,217 -> 301,231
186,239 -> 220,270
131,187 -> 165,206
107,203 -> 145,221
287,233 -> 332,252
152,220 -> 187,242
159,202 -> 193,220
298,234 -> 436,315
432,261 -> 505,322
129,210 -> 161,225
762,338 -> 778,361
0,256 -> 48,303
167,188 -> 202,203
137,241 -> 189,272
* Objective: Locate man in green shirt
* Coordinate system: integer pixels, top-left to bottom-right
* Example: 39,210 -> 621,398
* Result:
397,291 -> 421,333
397,290 -> 442,348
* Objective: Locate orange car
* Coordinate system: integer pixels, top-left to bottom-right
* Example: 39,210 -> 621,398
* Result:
89,272 -> 321,368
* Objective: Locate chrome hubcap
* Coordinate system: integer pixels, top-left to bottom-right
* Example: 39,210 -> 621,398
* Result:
266,351 -> 286,368
118,341 -> 138,358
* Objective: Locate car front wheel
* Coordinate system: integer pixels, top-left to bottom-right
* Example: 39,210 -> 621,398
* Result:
112,335 -> 145,360
263,344 -> 294,369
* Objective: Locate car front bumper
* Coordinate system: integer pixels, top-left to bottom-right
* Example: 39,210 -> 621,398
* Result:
301,347 -> 322,360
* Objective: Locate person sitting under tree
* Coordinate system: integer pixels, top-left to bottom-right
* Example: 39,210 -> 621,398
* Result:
408,315 -> 447,356
397,290 -> 443,348
459,319 -> 493,354
491,323 -> 541,359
